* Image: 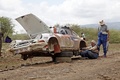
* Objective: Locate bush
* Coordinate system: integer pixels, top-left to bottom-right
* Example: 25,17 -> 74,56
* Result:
109,29 -> 120,43
6,24 -> 120,43
11,33 -> 30,40
70,24 -> 120,43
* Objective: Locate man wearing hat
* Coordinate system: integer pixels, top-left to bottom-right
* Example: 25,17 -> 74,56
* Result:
97,20 -> 110,57
80,40 -> 99,59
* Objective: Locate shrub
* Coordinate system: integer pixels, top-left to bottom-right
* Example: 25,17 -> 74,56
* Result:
70,24 -> 120,43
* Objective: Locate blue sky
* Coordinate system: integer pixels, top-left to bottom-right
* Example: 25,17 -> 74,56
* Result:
0,0 -> 120,33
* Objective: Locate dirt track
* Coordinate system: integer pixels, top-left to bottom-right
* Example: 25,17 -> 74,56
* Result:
0,51 -> 120,80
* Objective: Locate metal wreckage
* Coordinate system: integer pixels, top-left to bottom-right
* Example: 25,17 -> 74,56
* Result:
9,13 -> 86,62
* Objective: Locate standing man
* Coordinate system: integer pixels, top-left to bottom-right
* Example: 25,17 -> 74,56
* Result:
97,20 -> 110,57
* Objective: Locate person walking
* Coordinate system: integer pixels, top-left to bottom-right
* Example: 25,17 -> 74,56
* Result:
97,20 -> 110,57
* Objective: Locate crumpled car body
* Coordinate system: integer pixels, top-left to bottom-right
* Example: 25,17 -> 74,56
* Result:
9,14 -> 86,60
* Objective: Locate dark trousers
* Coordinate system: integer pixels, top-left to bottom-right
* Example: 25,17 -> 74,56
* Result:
80,50 -> 99,59
97,32 -> 108,56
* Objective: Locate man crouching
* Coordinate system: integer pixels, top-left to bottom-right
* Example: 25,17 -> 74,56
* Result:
80,40 -> 99,59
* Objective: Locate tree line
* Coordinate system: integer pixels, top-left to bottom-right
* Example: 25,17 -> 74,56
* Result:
0,17 -> 14,42
0,17 -> 120,43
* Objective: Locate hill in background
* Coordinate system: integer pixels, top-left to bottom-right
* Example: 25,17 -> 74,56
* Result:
81,22 -> 120,30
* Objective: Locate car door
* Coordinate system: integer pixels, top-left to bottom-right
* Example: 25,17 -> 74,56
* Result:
70,31 -> 80,50
57,29 -> 74,48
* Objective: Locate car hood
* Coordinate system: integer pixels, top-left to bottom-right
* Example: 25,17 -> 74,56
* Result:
16,13 -> 52,38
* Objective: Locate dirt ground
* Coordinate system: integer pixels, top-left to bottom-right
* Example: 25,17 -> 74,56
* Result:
0,44 -> 120,80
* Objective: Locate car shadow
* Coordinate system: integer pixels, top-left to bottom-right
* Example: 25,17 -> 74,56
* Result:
21,61 -> 54,67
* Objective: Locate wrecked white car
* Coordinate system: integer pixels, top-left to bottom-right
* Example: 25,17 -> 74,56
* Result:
9,14 -> 86,61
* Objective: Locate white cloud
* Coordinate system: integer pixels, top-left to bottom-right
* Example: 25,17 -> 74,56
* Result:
0,0 -> 27,33
24,0 -> 120,25
0,0 -> 120,33
0,0 -> 24,16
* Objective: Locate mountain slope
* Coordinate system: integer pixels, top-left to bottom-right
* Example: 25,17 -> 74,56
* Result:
81,22 -> 120,30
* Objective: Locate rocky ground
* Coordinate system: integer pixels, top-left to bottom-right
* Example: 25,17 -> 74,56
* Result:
0,44 -> 120,80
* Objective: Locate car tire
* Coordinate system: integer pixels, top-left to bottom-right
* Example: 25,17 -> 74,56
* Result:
56,51 -> 73,57
80,40 -> 87,50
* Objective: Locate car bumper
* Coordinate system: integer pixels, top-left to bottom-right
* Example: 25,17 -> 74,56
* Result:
10,43 -> 49,54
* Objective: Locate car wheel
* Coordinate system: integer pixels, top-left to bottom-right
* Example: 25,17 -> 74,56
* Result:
80,40 -> 87,50
56,51 -> 73,57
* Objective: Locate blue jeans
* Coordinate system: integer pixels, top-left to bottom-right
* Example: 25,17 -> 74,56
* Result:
97,32 -> 108,56
80,50 -> 99,59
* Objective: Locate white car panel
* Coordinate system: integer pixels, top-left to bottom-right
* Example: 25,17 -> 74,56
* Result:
16,13 -> 52,38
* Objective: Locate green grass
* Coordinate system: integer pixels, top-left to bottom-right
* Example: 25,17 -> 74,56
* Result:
71,25 -> 120,43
